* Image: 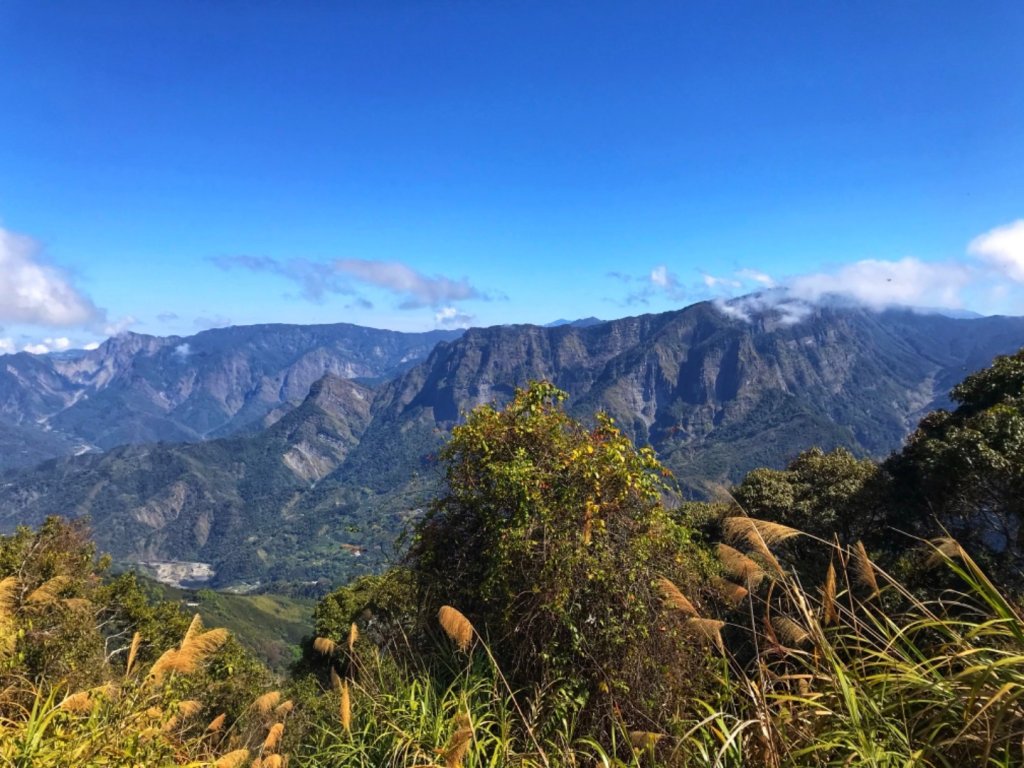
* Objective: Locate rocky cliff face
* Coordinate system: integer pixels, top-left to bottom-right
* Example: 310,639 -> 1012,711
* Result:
356,303 -> 1024,486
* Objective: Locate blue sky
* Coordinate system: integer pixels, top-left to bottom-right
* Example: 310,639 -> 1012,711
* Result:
1,1 -> 1022,352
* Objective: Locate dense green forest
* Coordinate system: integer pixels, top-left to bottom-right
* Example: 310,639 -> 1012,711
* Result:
2,349 -> 1023,766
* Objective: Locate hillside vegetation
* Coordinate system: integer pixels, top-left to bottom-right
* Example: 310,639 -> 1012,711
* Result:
3,349 -> 1024,766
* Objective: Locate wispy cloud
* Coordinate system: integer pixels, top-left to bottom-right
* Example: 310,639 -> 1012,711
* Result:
613,264 -> 687,305
0,226 -> 103,327
335,259 -> 482,309
211,255 -> 350,302
212,254 -> 485,310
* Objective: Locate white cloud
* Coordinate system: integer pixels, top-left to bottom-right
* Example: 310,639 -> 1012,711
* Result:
43,336 -> 71,351
0,338 -> 15,354
434,306 -> 474,328
23,343 -> 50,354
968,219 -> 1024,282
104,315 -> 139,336
83,341 -> 101,351
736,268 -> 775,287
0,226 -> 103,326
336,259 -> 482,309
785,257 -> 971,310
715,292 -> 813,325
173,343 -> 192,360
702,273 -> 742,290
650,265 -> 671,287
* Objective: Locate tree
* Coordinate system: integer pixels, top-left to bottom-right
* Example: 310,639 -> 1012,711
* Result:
732,447 -> 881,544
884,349 -> 1024,574
407,381 -> 714,727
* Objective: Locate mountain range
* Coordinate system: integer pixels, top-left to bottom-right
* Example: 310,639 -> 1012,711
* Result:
2,300 -> 1023,589
0,323 -> 461,471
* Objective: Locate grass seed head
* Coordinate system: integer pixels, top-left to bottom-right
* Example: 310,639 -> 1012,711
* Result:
438,606 -> 474,652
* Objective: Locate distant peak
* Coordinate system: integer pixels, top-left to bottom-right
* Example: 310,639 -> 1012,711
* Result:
543,317 -> 604,328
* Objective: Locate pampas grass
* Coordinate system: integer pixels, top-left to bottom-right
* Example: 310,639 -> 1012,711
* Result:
263,722 -> 284,751
254,691 -> 281,715
657,576 -> 699,616
716,543 -> 766,588
441,710 -> 473,768
214,749 -> 250,768
439,606 -> 474,653
313,637 -> 337,656
851,540 -> 880,597
340,681 -> 351,734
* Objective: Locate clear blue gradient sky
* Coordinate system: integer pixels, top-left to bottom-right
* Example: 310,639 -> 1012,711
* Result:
1,1 -> 1022,351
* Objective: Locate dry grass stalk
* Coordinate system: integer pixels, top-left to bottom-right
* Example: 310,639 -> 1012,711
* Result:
771,616 -> 811,647
263,721 -> 284,751
125,631 -> 142,676
822,563 -> 839,626
629,731 -> 663,750
442,710 -> 473,768
182,612 -> 203,645
214,749 -> 250,768
711,576 -> 749,606
26,575 -> 69,604
206,712 -> 227,732
340,680 -> 351,733
927,537 -> 965,568
656,576 -> 699,617
59,690 -> 93,713
685,617 -> 725,653
438,605 -> 474,652
330,667 -> 342,692
348,622 -> 359,653
723,517 -> 800,547
62,597 -> 93,612
717,543 -> 766,588
254,690 -> 282,715
275,700 -> 294,717
852,541 -> 880,597
0,576 -> 17,620
178,699 -> 202,719
313,636 -> 337,656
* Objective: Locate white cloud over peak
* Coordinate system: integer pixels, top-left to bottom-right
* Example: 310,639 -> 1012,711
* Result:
104,315 -> 139,336
0,338 -> 15,354
968,219 -> 1024,282
434,305 -> 474,328
0,226 -> 103,327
